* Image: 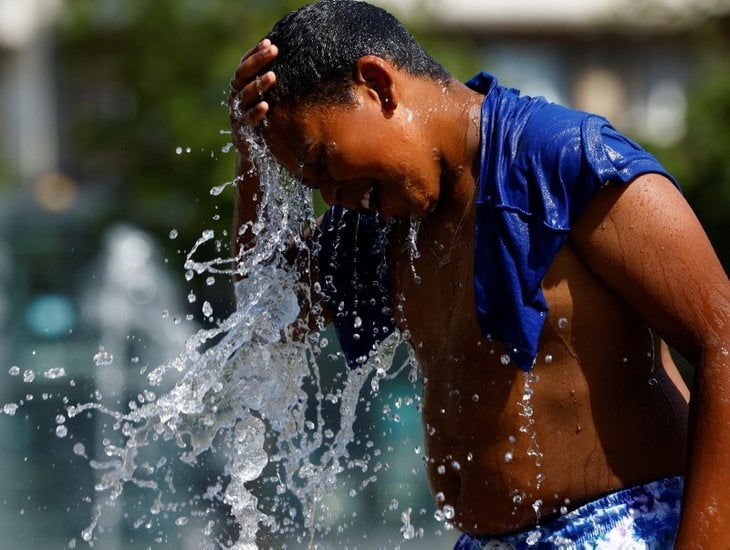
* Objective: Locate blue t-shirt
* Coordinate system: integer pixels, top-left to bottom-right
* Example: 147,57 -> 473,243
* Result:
317,72 -> 677,370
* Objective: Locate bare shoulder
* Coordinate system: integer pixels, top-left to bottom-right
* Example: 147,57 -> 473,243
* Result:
569,173 -> 730,363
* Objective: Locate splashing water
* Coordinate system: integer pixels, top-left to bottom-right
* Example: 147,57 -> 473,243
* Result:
517,370 -> 545,536
57,126 -> 418,547
406,216 -> 422,285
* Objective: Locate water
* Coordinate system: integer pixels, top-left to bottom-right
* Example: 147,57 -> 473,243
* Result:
33,127 -> 425,548
517,371 -> 545,539
406,216 -> 422,285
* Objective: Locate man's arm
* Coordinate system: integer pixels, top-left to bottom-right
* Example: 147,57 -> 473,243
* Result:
571,173 -> 730,547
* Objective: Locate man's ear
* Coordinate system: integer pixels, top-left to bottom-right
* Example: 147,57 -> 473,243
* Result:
354,55 -> 398,114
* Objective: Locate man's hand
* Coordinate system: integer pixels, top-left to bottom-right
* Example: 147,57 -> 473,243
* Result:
229,38 -> 278,151
229,39 -> 280,263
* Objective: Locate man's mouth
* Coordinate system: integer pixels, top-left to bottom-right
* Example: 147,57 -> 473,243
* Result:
359,182 -> 380,211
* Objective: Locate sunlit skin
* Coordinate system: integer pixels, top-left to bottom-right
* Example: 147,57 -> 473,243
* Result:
231,40 -> 730,546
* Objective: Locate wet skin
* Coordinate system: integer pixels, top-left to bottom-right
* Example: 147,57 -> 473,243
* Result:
389,207 -> 689,533
231,41 -> 730,544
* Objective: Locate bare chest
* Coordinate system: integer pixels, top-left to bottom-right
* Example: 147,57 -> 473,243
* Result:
389,229 -> 485,366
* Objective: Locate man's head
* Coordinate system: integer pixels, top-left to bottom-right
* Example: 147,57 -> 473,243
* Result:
251,1 -> 465,220
262,0 -> 450,110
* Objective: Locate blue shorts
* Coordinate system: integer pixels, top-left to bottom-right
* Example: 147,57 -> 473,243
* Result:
454,476 -> 683,549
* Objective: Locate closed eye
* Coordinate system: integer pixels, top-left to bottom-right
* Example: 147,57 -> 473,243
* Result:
295,142 -> 327,188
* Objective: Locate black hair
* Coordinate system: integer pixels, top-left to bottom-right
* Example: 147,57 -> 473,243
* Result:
263,0 -> 451,109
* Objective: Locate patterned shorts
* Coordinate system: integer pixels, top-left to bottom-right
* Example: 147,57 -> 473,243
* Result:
454,476 -> 683,549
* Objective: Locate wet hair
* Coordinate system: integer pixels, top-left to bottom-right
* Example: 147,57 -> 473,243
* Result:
263,0 -> 451,109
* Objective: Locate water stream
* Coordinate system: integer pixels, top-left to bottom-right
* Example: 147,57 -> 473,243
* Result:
50,129 -> 421,548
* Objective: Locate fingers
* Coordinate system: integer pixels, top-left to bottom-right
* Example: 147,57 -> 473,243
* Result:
230,71 -> 276,127
244,97 -> 269,127
242,71 -> 276,108
229,39 -> 279,130
230,39 -> 278,93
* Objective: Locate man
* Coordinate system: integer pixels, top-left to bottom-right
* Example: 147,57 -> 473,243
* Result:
228,1 -> 730,547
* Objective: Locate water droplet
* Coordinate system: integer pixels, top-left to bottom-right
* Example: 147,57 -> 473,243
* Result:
187,291 -> 197,304
557,317 -> 568,329
3,403 -> 18,416
8,366 -> 19,376
504,451 -> 513,463
44,367 -> 66,379
93,347 -> 113,367
210,184 -> 226,196
175,146 -> 183,155
500,354 -> 511,366
436,465 -> 446,475
23,369 -> 35,383
536,472 -> 545,488
168,229 -> 178,239
55,425 -> 68,438
442,504 -> 455,520
73,443 -> 86,457
202,301 -> 213,318
526,529 -> 542,546
400,506 -> 415,540
544,354 -> 553,364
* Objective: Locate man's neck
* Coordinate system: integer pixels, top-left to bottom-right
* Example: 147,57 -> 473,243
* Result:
420,80 -> 484,247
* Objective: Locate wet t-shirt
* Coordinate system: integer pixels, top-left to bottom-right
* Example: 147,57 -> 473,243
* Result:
317,72 -> 678,370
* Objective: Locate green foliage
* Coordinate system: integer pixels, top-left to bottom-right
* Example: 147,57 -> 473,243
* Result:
651,17 -> 730,268
55,0 -> 304,251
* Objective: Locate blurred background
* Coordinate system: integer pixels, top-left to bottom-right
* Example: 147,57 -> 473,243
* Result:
0,0 -> 728,548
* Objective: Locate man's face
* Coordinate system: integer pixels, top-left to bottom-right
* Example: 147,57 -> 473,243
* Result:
264,98 -> 443,219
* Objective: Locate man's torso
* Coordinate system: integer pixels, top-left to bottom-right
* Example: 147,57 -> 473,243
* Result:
388,214 -> 689,535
